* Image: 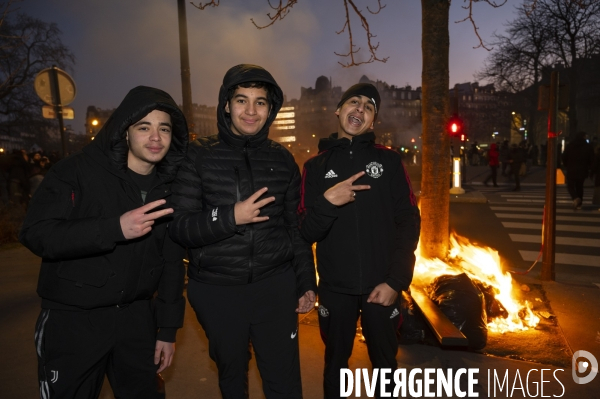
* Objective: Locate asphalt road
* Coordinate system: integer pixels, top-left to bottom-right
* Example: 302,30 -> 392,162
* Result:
454,185 -> 600,284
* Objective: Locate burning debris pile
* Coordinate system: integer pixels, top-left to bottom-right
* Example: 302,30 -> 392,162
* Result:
412,232 -> 540,341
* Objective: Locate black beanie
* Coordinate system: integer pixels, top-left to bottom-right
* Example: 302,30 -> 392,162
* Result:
337,83 -> 381,119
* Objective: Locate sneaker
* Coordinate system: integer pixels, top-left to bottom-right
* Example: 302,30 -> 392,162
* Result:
573,198 -> 582,210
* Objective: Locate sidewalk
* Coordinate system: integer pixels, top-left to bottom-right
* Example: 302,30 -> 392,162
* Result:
406,163 -> 600,395
2,246 -> 599,397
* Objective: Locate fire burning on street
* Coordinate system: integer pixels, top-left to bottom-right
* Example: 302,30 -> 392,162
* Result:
413,232 -> 540,333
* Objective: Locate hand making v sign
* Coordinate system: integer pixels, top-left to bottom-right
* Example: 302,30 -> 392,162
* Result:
323,171 -> 371,206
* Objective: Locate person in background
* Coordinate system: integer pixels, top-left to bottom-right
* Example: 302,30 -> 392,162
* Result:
499,140 -> 510,176
562,131 -> 594,210
591,146 -> 600,210
28,152 -> 48,197
20,86 -> 188,398
7,149 -> 29,204
483,142 -> 499,187
508,143 -> 523,191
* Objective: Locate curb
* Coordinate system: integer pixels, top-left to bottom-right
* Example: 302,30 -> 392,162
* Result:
414,190 -> 488,204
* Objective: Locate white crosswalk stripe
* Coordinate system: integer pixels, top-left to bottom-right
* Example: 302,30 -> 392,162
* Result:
509,234 -> 600,247
519,250 -> 600,267
480,187 -> 600,269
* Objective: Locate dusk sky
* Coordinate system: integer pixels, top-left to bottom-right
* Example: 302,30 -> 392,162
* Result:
18,0 -> 520,134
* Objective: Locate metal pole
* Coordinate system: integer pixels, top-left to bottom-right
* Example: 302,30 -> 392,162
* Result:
49,66 -> 67,158
177,0 -> 195,141
541,71 -> 559,281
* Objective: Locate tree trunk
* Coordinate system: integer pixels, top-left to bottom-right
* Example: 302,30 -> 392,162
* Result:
420,0 -> 450,259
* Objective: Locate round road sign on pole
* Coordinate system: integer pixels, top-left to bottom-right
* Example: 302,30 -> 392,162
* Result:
34,68 -> 77,106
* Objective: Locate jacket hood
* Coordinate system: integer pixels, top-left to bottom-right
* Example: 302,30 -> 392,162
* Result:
318,132 -> 375,153
217,64 -> 283,148
84,86 -> 188,180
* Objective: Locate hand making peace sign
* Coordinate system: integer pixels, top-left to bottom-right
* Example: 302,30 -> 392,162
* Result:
323,171 -> 371,206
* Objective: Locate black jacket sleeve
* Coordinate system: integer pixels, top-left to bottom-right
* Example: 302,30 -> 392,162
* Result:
169,145 -> 238,248
283,154 -> 317,298
19,167 -> 125,260
384,158 -> 421,292
155,232 -> 187,342
298,160 -> 339,243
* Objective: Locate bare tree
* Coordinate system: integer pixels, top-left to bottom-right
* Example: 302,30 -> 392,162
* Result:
538,0 -> 600,136
476,3 -> 554,144
478,0 -> 600,141
0,13 -> 75,148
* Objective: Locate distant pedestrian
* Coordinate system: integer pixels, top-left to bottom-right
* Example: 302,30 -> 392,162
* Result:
0,153 -> 9,204
483,142 -> 499,187
518,142 -> 528,176
562,131 -> 594,209
508,143 -> 523,191
28,154 -> 49,197
589,146 -> 600,209
7,149 -> 29,204
499,140 -> 510,176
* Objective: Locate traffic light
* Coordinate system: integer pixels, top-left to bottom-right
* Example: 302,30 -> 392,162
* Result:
447,114 -> 463,137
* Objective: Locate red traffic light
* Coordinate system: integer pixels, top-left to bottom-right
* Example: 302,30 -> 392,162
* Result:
447,115 -> 463,137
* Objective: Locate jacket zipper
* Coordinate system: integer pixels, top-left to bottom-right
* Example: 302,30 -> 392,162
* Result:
243,142 -> 255,283
234,166 -> 241,201
350,143 -> 363,294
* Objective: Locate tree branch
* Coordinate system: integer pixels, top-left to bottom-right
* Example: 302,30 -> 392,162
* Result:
334,0 -> 388,67
190,0 -> 220,11
457,0 -> 507,51
251,0 -> 298,29
191,0 -> 390,68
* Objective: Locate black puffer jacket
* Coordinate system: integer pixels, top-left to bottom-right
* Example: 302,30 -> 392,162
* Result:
299,133 -> 420,295
19,86 -> 188,342
169,65 -> 316,298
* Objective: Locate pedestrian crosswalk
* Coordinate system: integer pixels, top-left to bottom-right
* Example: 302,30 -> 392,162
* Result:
478,185 -> 596,206
488,203 -> 600,269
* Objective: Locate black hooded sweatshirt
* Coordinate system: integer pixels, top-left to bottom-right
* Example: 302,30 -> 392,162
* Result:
19,86 -> 189,342
299,132 -> 421,295
169,64 -> 316,298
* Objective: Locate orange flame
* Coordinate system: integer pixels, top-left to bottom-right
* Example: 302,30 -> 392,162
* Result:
414,232 -> 540,333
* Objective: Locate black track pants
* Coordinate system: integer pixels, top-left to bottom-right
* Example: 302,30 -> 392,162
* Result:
567,176 -> 585,201
187,268 -> 302,399
34,300 -> 163,399
318,286 -> 402,399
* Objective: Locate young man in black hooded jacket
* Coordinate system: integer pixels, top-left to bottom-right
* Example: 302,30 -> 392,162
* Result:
169,64 -> 316,398
299,83 -> 421,398
20,86 -> 188,398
